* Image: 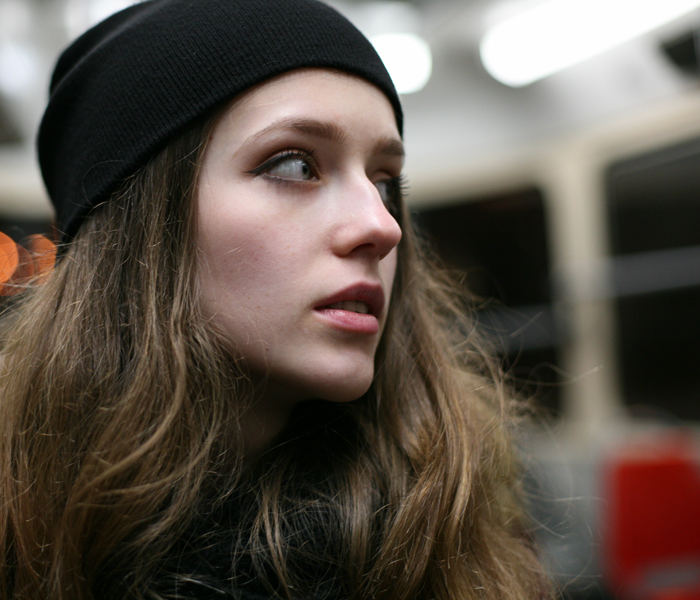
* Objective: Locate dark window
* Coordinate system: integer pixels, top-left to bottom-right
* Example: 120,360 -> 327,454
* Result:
415,188 -> 560,415
607,136 -> 700,421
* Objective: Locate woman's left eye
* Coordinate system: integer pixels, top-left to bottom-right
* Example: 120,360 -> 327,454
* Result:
374,180 -> 392,205
374,175 -> 406,218
251,150 -> 316,182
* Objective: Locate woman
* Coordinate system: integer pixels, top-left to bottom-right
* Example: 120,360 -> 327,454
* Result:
0,0 -> 549,598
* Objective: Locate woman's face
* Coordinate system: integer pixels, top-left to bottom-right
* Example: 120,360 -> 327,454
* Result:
197,69 -> 403,408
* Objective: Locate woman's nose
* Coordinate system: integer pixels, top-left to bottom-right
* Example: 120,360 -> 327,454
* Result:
332,177 -> 402,260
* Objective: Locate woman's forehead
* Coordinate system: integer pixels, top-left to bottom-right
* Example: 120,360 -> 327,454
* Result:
212,69 -> 402,150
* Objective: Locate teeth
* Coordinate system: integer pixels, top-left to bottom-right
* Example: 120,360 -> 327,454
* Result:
327,300 -> 370,314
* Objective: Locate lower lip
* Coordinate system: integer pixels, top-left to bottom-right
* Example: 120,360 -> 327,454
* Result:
314,308 -> 380,334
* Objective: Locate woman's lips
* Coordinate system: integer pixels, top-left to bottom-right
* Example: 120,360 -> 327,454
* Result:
314,306 -> 379,334
314,284 -> 385,334
325,300 -> 371,314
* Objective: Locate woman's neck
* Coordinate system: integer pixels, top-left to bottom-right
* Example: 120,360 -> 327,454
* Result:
239,381 -> 300,456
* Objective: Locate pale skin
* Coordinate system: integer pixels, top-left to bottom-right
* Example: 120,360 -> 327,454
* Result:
197,69 -> 404,451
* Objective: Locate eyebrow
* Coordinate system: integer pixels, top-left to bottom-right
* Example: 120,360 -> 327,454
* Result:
241,117 -> 405,158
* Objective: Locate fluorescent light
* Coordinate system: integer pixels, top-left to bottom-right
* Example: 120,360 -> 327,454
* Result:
480,0 -> 700,87
371,32 -> 432,94
0,41 -> 37,97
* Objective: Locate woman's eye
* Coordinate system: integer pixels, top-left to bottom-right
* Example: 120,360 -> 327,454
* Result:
374,175 -> 406,218
267,157 -> 313,181
375,180 -> 392,205
251,151 -> 317,182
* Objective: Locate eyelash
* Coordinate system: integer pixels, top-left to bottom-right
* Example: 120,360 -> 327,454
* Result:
248,148 -> 317,181
379,174 -> 408,220
248,148 -> 406,220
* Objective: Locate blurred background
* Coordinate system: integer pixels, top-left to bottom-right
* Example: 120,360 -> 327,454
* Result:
1,0 -> 699,598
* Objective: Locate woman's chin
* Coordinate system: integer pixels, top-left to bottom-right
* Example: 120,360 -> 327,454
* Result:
295,376 -> 374,404
251,363 -> 375,406
320,380 -> 373,404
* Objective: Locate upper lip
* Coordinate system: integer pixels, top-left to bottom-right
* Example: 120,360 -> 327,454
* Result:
315,282 -> 386,318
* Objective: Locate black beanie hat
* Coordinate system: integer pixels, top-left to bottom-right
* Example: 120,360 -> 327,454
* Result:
38,0 -> 403,243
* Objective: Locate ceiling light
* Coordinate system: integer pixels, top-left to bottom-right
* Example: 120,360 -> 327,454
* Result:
0,41 -> 37,97
480,0 -> 700,87
371,32 -> 433,94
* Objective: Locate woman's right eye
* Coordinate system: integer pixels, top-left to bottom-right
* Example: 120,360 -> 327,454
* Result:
267,157 -> 313,181
250,150 -> 317,182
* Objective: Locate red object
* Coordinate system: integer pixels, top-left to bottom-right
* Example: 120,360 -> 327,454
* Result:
650,591 -> 700,600
602,432 -> 700,600
0,232 -> 19,289
26,234 -> 56,283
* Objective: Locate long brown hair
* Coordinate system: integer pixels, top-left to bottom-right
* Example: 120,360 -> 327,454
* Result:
0,114 -> 549,599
